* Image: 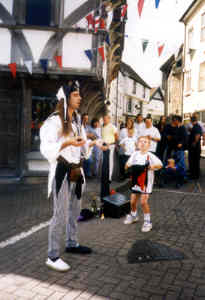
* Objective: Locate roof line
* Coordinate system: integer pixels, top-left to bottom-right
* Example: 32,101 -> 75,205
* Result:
179,0 -> 198,23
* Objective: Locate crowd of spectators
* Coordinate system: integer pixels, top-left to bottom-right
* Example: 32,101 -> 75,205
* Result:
82,111 -> 205,189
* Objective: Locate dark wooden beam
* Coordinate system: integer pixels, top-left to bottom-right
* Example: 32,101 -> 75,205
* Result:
40,0 -> 101,60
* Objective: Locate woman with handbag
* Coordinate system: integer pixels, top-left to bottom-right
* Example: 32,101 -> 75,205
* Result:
40,81 -> 95,272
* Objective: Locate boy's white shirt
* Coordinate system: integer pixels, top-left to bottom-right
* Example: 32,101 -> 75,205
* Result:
127,150 -> 162,193
40,114 -> 90,197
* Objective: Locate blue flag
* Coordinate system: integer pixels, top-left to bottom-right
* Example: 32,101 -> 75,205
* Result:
155,0 -> 160,8
105,34 -> 110,46
85,50 -> 93,62
40,59 -> 48,73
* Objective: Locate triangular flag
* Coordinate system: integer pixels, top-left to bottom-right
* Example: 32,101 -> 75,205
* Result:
98,46 -> 105,62
121,4 -> 128,17
40,59 -> 48,73
142,39 -> 149,53
94,16 -> 101,33
138,0 -> 144,17
24,60 -> 32,74
86,14 -> 94,29
54,55 -> 62,69
158,43 -> 164,57
8,63 -> 17,79
100,18 -> 106,30
84,50 -> 93,62
105,34 -> 110,46
155,0 -> 160,8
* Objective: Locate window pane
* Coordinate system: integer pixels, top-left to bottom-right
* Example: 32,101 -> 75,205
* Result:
202,14 -> 205,27
186,71 -> 191,91
199,62 -> 205,91
201,27 -> 205,40
26,0 -> 51,26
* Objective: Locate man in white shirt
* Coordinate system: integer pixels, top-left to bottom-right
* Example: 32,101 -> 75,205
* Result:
40,81 -> 95,272
142,116 -> 161,153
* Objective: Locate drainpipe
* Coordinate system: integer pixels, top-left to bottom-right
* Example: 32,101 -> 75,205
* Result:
181,23 -> 187,120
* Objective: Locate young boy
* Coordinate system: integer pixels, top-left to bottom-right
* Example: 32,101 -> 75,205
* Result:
124,136 -> 162,232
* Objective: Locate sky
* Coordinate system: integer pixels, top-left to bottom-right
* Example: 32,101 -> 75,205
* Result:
123,0 -> 194,87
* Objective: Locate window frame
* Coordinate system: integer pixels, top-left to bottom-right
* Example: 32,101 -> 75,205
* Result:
127,98 -> 132,113
198,62 -> 205,92
201,12 -> 205,42
13,0 -> 62,27
132,80 -> 136,94
185,70 -> 191,92
188,27 -> 194,50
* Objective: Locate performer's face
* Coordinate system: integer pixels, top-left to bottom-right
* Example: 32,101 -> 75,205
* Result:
69,91 -> 82,110
138,137 -> 150,152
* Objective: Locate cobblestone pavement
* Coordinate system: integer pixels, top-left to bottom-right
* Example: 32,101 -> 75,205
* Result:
0,160 -> 205,300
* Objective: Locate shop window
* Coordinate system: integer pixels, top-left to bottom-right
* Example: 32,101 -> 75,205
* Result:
31,96 -> 57,151
26,0 -> 51,26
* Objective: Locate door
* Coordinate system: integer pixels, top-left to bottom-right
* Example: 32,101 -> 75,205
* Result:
0,91 -> 21,177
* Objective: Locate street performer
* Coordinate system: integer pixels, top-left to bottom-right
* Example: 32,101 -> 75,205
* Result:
124,136 -> 162,232
40,81 -> 95,272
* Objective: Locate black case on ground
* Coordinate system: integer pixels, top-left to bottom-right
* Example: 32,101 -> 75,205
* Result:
103,193 -> 130,218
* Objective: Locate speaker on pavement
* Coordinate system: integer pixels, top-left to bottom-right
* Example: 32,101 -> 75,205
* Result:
103,193 -> 130,218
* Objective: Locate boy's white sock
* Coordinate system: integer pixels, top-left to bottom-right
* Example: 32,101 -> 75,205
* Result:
131,210 -> 138,217
144,213 -> 151,223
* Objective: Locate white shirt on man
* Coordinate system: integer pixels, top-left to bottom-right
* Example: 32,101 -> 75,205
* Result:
141,126 -> 161,153
135,122 -> 145,136
119,136 -> 137,156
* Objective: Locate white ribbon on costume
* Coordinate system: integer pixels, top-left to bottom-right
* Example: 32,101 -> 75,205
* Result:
56,87 -> 67,121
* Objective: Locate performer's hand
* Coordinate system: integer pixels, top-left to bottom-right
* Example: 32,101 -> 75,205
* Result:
70,137 -> 86,147
101,145 -> 109,151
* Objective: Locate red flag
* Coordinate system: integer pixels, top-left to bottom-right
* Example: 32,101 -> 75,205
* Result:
121,4 -> 128,17
8,63 -> 17,78
94,15 -> 101,33
100,18 -> 106,30
54,55 -> 62,69
86,14 -> 94,29
98,46 -> 105,62
158,43 -> 164,57
138,0 -> 144,17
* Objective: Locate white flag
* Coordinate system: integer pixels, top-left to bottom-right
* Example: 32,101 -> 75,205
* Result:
24,60 -> 33,74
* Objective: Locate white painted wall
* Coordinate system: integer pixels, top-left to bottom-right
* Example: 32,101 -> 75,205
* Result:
0,28 -> 11,64
62,32 -> 92,69
183,2 -> 205,114
0,0 -> 13,15
23,30 -> 54,63
143,100 -> 164,118
64,0 -> 88,28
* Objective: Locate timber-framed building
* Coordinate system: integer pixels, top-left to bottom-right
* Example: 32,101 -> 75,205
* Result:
0,0 -> 126,181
